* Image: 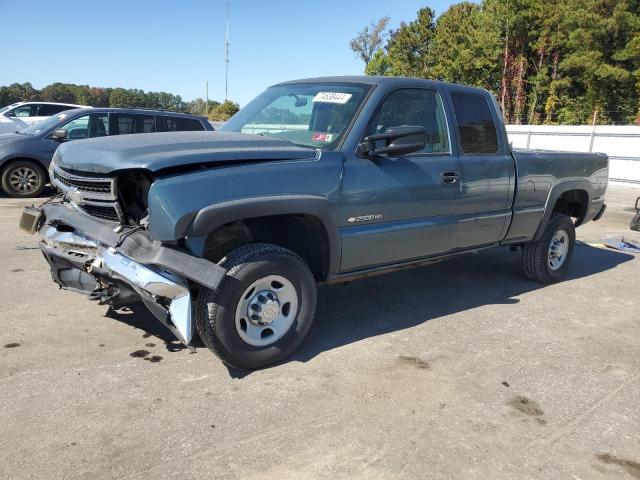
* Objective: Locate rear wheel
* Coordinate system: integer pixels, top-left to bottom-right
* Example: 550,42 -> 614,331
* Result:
522,213 -> 576,283
1,160 -> 46,197
196,243 -> 317,370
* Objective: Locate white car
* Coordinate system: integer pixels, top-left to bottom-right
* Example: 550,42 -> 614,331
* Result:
0,102 -> 90,133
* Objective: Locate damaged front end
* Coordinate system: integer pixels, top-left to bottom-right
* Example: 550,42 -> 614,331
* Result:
23,201 -> 225,344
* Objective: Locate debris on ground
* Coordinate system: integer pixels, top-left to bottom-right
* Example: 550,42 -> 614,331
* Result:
603,237 -> 640,253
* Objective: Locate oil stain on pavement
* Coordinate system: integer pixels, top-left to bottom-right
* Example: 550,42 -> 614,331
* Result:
398,355 -> 431,369
508,396 -> 544,416
596,453 -> 640,478
130,349 -> 150,358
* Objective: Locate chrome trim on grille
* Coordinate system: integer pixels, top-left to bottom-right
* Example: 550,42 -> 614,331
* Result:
51,165 -> 124,223
52,165 -> 117,201
78,199 -> 123,223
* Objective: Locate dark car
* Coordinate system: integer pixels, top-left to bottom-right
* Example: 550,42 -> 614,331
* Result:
0,108 -> 212,197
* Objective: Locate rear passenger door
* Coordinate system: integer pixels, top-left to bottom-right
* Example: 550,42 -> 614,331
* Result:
448,90 -> 515,247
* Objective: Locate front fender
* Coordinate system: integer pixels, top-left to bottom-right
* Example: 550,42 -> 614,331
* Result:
146,154 -> 343,274
149,191 -> 340,278
190,194 -> 341,276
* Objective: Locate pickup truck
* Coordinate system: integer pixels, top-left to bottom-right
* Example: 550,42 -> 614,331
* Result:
20,76 -> 608,369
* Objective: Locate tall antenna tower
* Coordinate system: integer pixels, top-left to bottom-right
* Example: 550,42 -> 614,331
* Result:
224,0 -> 230,101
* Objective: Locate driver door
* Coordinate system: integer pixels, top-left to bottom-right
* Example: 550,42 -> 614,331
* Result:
339,88 -> 464,272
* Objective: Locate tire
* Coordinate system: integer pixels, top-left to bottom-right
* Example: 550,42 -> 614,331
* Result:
196,243 -> 317,370
1,160 -> 46,198
522,213 -> 576,283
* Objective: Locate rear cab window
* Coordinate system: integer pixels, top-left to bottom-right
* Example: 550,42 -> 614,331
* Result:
450,92 -> 499,154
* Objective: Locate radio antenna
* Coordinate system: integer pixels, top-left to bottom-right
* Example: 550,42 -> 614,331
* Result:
224,0 -> 230,101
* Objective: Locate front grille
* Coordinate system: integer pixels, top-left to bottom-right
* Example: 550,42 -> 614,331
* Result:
52,166 -> 116,200
54,170 -> 112,194
52,165 -> 123,223
80,204 -> 120,222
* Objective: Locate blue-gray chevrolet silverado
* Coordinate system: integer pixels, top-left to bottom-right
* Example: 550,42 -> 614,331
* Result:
20,76 -> 608,369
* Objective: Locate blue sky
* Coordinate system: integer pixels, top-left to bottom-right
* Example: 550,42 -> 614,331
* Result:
0,0 -> 457,106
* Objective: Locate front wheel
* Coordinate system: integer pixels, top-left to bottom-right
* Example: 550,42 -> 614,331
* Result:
1,160 -> 46,198
196,243 -> 317,370
522,213 -> 576,283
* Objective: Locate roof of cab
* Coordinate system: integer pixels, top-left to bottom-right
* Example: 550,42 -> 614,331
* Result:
275,75 -> 490,94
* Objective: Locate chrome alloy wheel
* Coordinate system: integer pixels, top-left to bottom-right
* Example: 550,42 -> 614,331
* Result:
8,166 -> 39,194
548,229 -> 569,270
234,275 -> 299,347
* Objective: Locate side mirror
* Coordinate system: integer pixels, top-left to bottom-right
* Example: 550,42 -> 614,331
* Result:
52,129 -> 68,140
357,125 -> 427,157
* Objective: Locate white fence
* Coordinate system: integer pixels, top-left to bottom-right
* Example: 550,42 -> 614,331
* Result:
506,125 -> 640,184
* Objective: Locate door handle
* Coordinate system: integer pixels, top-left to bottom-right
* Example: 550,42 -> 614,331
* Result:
441,171 -> 460,185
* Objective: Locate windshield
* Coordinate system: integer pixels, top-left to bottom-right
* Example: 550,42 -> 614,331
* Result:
20,112 -> 73,135
221,83 -> 371,149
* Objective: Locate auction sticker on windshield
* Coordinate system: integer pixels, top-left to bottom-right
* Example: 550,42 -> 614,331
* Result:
312,92 -> 352,104
312,132 -> 333,142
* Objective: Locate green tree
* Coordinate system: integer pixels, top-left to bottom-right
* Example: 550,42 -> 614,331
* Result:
555,0 -> 640,124
429,2 -> 501,90
209,100 -> 240,121
0,83 -> 40,106
108,88 -> 131,108
84,87 -> 112,107
349,16 -> 390,66
155,91 -> 185,111
365,49 -> 391,76
40,83 -> 78,103
352,0 -> 640,125
185,97 -> 206,115
0,82 -> 224,116
386,7 -> 436,77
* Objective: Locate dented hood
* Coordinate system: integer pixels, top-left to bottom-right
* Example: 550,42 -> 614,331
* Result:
54,131 -> 315,174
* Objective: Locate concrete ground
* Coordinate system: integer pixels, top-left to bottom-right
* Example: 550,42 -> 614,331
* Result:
0,184 -> 639,480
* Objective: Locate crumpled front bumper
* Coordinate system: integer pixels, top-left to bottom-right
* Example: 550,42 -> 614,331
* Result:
31,202 -> 226,344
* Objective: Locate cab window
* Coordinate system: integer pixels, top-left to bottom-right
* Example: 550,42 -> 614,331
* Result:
450,92 -> 499,154
367,89 -> 450,154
